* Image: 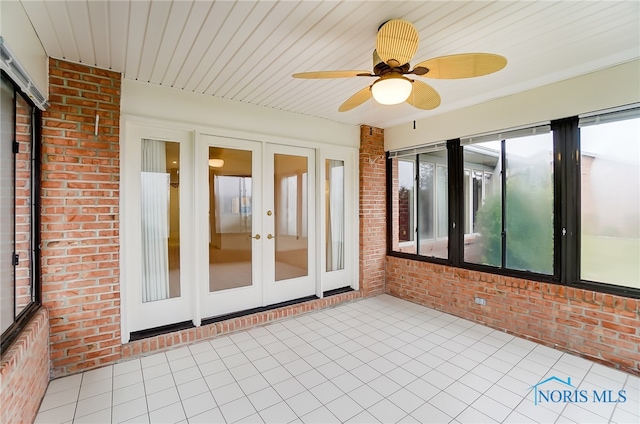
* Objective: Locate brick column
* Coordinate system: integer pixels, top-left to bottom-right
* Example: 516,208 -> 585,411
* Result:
359,125 -> 386,295
41,59 -> 121,377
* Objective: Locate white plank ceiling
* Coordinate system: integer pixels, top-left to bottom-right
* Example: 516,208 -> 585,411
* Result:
19,0 -> 640,129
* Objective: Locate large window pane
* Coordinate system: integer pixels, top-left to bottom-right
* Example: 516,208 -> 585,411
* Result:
463,142 -> 502,266
391,158 -> 416,254
1,75 -> 38,341
504,134 -> 554,274
436,165 -> 448,239
580,117 -> 640,288
391,148 -> 448,259
464,132 -> 553,274
418,161 -> 434,241
418,151 -> 448,259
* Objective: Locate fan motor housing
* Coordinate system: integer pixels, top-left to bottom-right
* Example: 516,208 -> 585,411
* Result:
374,61 -> 410,76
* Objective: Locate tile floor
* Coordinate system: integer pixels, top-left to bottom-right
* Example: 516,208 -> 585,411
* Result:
35,295 -> 639,424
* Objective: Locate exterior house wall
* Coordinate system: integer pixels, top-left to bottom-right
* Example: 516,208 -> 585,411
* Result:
41,59 -> 122,377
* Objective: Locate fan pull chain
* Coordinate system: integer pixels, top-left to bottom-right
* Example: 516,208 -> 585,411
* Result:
369,90 -> 373,135
412,81 -> 416,130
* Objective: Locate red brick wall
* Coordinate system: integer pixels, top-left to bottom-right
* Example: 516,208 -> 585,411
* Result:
15,97 -> 34,314
359,125 -> 386,295
41,58 -> 122,377
0,308 -> 49,424
386,257 -> 640,376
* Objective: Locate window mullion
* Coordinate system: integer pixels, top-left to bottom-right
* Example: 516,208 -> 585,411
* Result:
500,139 -> 507,268
11,85 -> 17,323
414,154 -> 420,255
553,117 -> 580,284
31,106 -> 40,304
448,139 -> 462,267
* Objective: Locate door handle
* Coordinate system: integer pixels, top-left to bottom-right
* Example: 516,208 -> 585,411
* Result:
249,234 -> 261,240
267,234 -> 276,240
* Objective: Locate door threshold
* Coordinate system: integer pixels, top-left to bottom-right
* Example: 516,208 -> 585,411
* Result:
130,320 -> 195,342
323,286 -> 354,297
129,289 -> 355,342
202,295 -> 318,326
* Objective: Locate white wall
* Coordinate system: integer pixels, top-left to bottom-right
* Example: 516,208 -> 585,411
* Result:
386,60 -> 640,151
121,79 -> 359,148
0,0 -> 48,98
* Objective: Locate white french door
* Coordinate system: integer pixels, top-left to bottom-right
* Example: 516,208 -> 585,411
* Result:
198,138 -> 264,318
199,137 -> 316,319
264,144 -> 316,305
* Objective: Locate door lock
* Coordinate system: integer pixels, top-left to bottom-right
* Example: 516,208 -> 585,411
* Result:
266,210 -> 272,216
249,234 -> 261,240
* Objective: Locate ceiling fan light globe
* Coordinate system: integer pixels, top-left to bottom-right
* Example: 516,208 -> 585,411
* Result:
371,75 -> 412,105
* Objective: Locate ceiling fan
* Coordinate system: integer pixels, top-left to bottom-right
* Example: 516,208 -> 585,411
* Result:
293,19 -> 507,112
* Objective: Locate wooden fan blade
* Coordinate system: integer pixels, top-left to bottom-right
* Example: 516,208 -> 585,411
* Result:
292,70 -> 371,79
339,86 -> 371,112
376,19 -> 419,66
406,80 -> 441,110
415,53 -> 507,79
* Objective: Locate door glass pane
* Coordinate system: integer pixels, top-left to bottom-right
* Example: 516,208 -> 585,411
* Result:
274,154 -> 308,281
209,147 -> 253,292
141,139 -> 180,302
326,160 -> 344,272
